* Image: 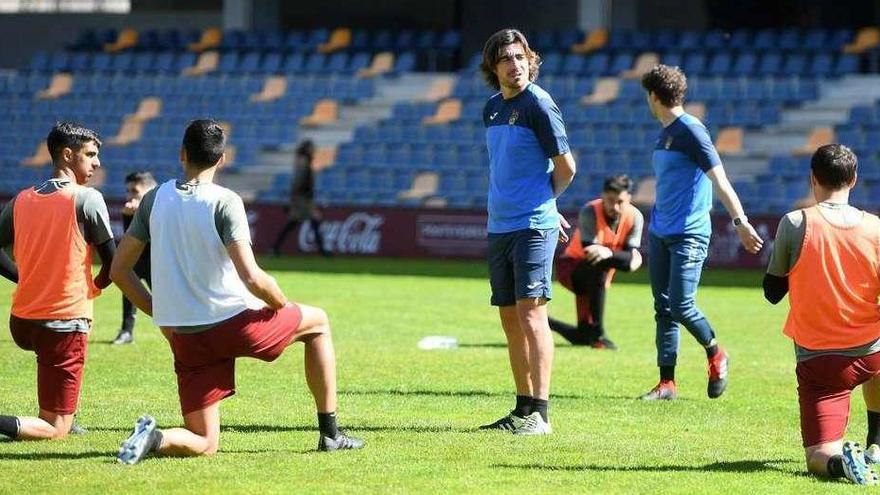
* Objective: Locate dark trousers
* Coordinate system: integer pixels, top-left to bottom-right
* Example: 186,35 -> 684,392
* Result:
273,218 -> 327,255
121,264 -> 151,332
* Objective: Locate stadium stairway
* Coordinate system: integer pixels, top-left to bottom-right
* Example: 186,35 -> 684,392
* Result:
740,74 -> 880,157
221,73 -> 453,200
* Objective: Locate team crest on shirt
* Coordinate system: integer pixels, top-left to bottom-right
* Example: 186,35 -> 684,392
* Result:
664,136 -> 673,149
508,109 -> 519,125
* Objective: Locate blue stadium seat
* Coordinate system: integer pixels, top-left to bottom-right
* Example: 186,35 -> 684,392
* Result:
395,30 -> 417,51
782,53 -> 807,76
372,30 -> 393,51
392,52 -> 416,75
758,53 -> 783,76
237,51 -> 261,73
560,54 -> 583,75
326,52 -> 348,73
283,52 -> 304,73
607,53 -> 633,75
809,54 -> 834,77
777,28 -> 801,50
753,29 -> 777,50
683,53 -> 707,75
677,31 -> 702,50
304,53 -> 326,73
707,53 -> 732,75
834,54 -> 859,76
349,29 -> 370,51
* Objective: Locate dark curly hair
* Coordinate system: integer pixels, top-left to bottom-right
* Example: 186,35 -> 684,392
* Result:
811,144 -> 858,190
480,28 -> 541,91
641,64 -> 687,107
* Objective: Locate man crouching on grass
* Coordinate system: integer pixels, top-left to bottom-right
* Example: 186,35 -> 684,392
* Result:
110,119 -> 363,464
764,144 -> 880,485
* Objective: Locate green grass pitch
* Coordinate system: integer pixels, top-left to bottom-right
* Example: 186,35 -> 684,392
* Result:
0,257 -> 865,493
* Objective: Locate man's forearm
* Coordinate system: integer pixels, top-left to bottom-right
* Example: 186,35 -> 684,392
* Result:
245,271 -> 288,309
115,271 -> 153,315
552,168 -> 575,197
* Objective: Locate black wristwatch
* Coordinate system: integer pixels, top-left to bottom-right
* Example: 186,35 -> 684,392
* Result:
732,216 -> 748,227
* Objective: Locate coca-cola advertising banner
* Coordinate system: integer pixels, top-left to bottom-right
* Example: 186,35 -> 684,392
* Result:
249,203 -> 782,269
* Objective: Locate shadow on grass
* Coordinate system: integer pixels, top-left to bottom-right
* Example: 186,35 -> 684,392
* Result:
493,459 -> 798,474
221,423 -> 471,434
341,388 -> 589,400
0,450 -> 112,461
259,256 -> 764,288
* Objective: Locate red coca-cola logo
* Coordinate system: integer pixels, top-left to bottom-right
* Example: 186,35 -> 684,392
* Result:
298,212 -> 384,254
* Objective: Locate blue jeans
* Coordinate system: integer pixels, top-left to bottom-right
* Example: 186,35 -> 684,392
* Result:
649,233 -> 716,367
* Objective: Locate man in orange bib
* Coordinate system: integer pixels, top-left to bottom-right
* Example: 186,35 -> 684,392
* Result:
0,122 -> 114,441
764,144 -> 880,485
551,175 -> 643,349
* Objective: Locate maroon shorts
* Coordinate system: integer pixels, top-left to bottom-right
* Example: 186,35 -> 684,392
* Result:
797,352 -> 880,447
555,256 -> 579,293
168,304 -> 305,415
9,315 -> 88,415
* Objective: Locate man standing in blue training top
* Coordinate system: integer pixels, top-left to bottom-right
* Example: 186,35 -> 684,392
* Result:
639,65 -> 763,401
478,28 -> 576,435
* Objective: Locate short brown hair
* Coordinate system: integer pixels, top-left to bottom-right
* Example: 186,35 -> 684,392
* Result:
641,64 -> 687,107
811,144 -> 858,190
480,28 -> 541,91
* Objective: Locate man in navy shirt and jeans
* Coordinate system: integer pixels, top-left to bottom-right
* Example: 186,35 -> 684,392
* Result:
478,28 -> 576,435
639,65 -> 763,401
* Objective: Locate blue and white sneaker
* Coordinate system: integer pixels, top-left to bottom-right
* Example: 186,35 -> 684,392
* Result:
117,415 -> 157,465
842,441 -> 879,485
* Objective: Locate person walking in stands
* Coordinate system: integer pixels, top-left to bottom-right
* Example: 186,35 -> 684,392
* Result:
272,139 -> 329,256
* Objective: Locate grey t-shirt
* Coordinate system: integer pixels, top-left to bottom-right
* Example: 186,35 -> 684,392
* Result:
766,203 -> 880,361
0,178 -> 113,332
126,179 -> 252,333
578,203 -> 644,250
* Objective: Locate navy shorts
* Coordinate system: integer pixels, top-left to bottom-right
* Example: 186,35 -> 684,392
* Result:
487,227 -> 558,306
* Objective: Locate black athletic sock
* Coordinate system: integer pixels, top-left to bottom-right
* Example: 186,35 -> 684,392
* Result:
530,398 -> 549,422
0,415 -> 20,439
146,428 -> 163,453
660,366 -> 675,382
827,455 -> 846,478
318,412 -> 339,438
868,410 -> 880,447
705,343 -> 719,359
514,395 -> 531,417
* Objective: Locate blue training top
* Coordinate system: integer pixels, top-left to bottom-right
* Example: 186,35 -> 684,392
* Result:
484,83 -> 569,234
650,113 -> 722,237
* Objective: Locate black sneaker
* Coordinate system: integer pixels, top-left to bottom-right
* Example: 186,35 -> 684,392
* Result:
112,330 -> 133,345
548,318 -> 592,346
478,412 -> 526,431
318,431 -> 365,451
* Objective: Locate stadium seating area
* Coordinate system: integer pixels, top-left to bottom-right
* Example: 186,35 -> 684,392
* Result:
4,26 -> 880,214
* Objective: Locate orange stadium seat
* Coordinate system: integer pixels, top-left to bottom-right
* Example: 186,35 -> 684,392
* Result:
104,28 -> 138,52
183,51 -> 219,76
795,126 -> 834,155
318,28 -> 352,54
581,77 -> 620,105
357,52 -> 394,78
571,28 -> 608,54
300,99 -> 339,126
398,172 -> 439,202
37,73 -> 73,99
844,27 -> 879,54
250,76 -> 288,102
188,27 -> 222,52
621,52 -> 659,79
714,127 -> 743,155
423,99 -> 462,124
